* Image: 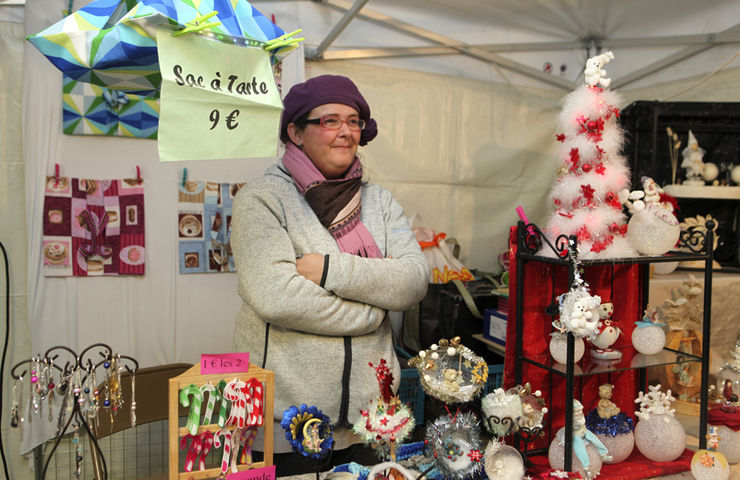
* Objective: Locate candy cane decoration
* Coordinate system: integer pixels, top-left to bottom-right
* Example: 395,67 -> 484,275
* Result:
179,384 -> 203,435
180,433 -> 201,472
238,427 -> 259,465
196,431 -> 214,471
224,379 -> 247,428
216,379 -> 229,427
242,378 -> 264,427
229,427 -> 243,473
214,428 -> 232,476
200,382 -> 219,425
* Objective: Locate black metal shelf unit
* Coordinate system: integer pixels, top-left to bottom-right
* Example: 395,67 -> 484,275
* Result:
513,220 -> 714,473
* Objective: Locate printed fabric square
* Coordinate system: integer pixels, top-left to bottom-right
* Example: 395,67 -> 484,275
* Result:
178,180 -> 244,274
42,176 -> 146,277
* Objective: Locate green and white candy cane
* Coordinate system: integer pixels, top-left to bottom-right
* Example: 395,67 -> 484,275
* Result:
200,382 -> 219,425
216,379 -> 229,428
179,383 -> 203,436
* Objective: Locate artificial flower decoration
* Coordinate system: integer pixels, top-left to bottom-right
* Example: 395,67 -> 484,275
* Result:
352,359 -> 415,461
280,404 -> 334,459
408,337 -> 488,404
425,411 -> 483,480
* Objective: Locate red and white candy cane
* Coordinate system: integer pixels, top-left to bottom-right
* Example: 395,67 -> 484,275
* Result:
223,379 -> 247,428
238,427 -> 259,465
214,428 -> 232,476
200,382 -> 219,425
179,383 -> 203,436
195,431 -> 214,471
242,378 -> 264,427
180,433 -> 201,472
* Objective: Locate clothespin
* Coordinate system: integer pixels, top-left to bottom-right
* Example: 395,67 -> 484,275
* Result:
182,168 -> 188,188
173,11 -> 221,38
263,29 -> 304,51
515,206 -> 536,236
136,166 -> 142,185
54,164 -> 60,187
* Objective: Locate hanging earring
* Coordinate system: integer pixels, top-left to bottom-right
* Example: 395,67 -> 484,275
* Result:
29,356 -> 39,419
47,357 -> 56,422
130,370 -> 137,428
10,376 -> 21,428
73,422 -> 83,478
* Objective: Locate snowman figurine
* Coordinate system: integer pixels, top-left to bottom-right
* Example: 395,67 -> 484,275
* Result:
589,302 -> 622,360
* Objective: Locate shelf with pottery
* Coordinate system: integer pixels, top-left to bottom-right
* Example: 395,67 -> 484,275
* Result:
663,184 -> 740,200
512,220 -> 715,474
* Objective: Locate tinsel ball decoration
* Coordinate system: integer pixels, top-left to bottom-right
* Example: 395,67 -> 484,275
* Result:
626,207 -> 681,256
425,411 -> 483,480
483,440 -> 525,480
690,449 -> 730,480
548,427 -> 603,479
549,334 -> 585,364
712,425 -> 740,464
631,325 -> 666,355
634,413 -> 686,462
595,432 -> 634,464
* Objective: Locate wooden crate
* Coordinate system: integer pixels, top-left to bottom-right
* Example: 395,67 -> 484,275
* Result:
168,363 -> 274,479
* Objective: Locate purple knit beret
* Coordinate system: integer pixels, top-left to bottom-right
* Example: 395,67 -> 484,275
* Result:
279,75 -> 378,146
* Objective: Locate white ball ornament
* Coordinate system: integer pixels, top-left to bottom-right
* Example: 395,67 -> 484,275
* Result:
732,165 -> 740,185
447,347 -> 457,356
548,427 -> 603,479
712,425 -> 740,464
483,441 -> 525,480
632,325 -> 666,355
702,162 -> 719,182
431,344 -> 438,351
596,431 -> 634,464
626,208 -> 681,256
419,351 -> 426,358
691,449 -> 730,480
549,334 -> 585,364
634,414 -> 686,462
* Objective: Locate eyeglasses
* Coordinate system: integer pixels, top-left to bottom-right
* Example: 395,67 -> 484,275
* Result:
304,115 -> 366,131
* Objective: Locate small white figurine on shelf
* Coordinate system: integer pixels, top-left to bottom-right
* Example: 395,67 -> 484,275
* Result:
548,400 -> 611,479
633,384 -> 686,462
681,130 -> 706,186
584,51 -> 615,88
589,302 -> 622,360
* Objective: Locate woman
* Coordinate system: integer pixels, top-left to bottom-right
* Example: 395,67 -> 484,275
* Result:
230,75 -> 429,473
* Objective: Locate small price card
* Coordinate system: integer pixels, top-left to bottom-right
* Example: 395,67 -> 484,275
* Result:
201,352 -> 250,375
228,464 -> 275,480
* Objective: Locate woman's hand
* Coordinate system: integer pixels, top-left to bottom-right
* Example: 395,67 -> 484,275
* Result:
296,253 -> 325,285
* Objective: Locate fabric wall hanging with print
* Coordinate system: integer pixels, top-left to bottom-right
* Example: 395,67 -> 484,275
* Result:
63,74 -> 159,138
178,181 -> 244,274
43,176 -> 146,276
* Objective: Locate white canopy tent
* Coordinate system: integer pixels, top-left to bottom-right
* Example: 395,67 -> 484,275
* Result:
2,1 -> 740,474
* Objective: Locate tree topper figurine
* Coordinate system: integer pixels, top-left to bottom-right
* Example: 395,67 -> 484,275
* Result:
584,51 -> 615,88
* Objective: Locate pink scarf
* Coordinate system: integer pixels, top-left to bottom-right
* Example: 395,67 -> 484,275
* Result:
282,143 -> 383,258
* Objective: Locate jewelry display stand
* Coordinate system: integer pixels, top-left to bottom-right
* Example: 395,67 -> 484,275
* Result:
10,343 -> 138,480
168,363 -> 274,480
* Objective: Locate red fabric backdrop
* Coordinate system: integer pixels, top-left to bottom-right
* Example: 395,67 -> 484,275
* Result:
502,226 -> 643,452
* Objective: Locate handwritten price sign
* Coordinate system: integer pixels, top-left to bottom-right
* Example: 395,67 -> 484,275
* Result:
201,353 -> 250,375
156,29 -> 283,162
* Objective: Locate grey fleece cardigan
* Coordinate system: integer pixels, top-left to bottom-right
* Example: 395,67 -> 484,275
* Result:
231,162 -> 429,437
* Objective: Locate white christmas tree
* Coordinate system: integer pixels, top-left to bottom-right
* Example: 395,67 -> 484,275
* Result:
543,52 -> 635,259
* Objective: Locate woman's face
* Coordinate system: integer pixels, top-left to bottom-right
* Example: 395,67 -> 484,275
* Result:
288,103 -> 361,179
